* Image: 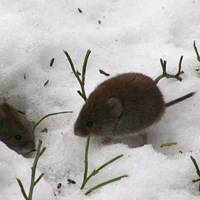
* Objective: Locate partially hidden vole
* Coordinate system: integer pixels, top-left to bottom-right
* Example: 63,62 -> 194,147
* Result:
74,73 -> 195,137
0,100 -> 35,155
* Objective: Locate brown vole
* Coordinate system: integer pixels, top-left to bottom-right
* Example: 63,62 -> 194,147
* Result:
74,73 -> 195,137
0,100 -> 35,155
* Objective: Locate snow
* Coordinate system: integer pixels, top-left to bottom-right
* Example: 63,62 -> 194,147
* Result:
0,0 -> 200,199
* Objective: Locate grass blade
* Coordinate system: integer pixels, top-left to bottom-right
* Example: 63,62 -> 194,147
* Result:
160,142 -> 177,148
32,111 -> 72,133
85,174 -> 128,195
84,154 -> 123,187
81,136 -> 90,189
190,156 -> 200,177
16,178 -> 28,200
193,41 -> 200,62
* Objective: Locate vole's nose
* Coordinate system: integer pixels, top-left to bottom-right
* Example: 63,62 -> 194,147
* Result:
25,140 -> 36,151
74,128 -> 87,137
17,141 -> 36,156
74,129 -> 81,136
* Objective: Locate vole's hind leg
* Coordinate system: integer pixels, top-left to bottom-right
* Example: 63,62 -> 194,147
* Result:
140,133 -> 148,146
102,137 -> 112,144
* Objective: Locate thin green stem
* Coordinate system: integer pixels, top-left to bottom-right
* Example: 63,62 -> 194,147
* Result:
190,156 -> 200,177
16,178 -> 28,200
28,140 -> 46,199
92,154 -> 123,175
177,56 -> 184,75
154,75 -> 163,84
17,140 -> 46,200
77,90 -> 86,100
192,179 -> 200,183
85,174 -> 128,195
63,50 -> 79,78
63,50 -> 90,101
63,50 -> 86,100
160,142 -> 177,148
165,74 -> 182,80
34,173 -> 44,186
81,136 -> 90,189
82,50 -> 91,80
32,111 -> 72,133
160,59 -> 167,74
81,50 -> 91,100
155,56 -> 184,84
83,154 -> 123,188
193,41 -> 200,63
190,156 -> 200,192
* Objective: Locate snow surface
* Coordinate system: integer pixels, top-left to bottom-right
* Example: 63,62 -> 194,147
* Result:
0,0 -> 200,199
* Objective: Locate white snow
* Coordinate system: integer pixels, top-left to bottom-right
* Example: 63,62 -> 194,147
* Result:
0,0 -> 200,199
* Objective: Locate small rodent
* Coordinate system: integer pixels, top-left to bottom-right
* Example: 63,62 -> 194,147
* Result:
74,73 -> 195,137
0,100 -> 35,155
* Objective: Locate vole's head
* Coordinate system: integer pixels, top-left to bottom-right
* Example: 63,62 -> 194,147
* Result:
74,97 -> 123,137
0,102 -> 35,155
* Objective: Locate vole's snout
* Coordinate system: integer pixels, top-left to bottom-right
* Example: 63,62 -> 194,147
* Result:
30,141 -> 36,150
74,128 -> 78,136
24,140 -> 36,151
16,140 -> 36,155
74,127 -> 88,137
74,129 -> 84,137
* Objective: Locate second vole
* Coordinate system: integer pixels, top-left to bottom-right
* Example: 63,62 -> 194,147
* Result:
0,100 -> 35,155
74,73 -> 195,137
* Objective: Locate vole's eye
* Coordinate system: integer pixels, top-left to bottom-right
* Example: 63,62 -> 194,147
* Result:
86,121 -> 93,128
15,134 -> 22,141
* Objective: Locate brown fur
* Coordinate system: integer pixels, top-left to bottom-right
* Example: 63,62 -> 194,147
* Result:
0,101 -> 35,155
74,73 -> 194,137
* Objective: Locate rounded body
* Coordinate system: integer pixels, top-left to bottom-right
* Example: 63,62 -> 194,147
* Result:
74,73 -> 165,137
0,101 -> 35,155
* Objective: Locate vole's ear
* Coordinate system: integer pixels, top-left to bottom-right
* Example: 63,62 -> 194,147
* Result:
106,97 -> 122,118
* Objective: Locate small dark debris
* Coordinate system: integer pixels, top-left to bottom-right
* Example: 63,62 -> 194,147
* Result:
57,183 -> 62,189
98,20 -> 101,24
195,67 -> 199,71
24,73 -> 26,80
99,69 -> 110,76
50,58 -> 55,67
17,110 -> 25,115
78,8 -> 82,13
44,80 -> 49,87
41,128 -> 48,132
179,151 -> 183,154
67,178 -> 76,184
77,70 -> 81,76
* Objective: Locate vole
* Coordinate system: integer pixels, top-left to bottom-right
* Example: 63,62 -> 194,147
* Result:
0,100 -> 35,155
74,73 -> 195,138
